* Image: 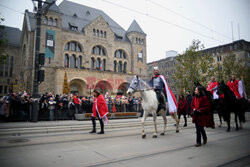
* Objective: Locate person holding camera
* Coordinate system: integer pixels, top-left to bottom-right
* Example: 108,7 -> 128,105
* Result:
191,86 -> 213,147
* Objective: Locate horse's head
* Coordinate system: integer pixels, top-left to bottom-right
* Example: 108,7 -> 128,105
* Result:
127,75 -> 139,96
217,81 -> 227,95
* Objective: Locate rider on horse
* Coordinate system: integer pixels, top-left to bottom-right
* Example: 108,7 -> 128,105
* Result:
149,66 -> 166,113
149,66 -> 177,114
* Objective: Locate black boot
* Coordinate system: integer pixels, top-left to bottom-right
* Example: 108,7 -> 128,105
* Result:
97,118 -> 104,134
89,117 -> 96,133
89,129 -> 96,133
157,103 -> 166,113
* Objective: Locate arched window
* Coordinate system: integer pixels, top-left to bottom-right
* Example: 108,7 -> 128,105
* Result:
136,37 -> 138,44
100,31 -> 103,37
96,46 -> 100,55
92,45 -> 107,56
104,31 -> 106,38
91,57 -> 95,69
48,17 -> 53,26
64,41 -> 82,52
64,54 -> 69,67
118,61 -> 123,73
76,44 -> 82,52
96,30 -> 99,37
102,59 -> 106,71
64,43 -> 69,50
114,61 -> 117,72
70,54 -> 76,68
78,56 -> 82,68
123,62 -> 127,73
96,58 -> 101,70
102,48 -> 106,56
43,17 -> 48,25
93,29 -> 96,36
53,18 -> 58,26
70,42 -> 76,51
115,50 -> 121,58
114,49 -> 127,59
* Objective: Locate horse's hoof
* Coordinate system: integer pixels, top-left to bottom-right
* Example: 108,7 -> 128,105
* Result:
160,133 -> 164,136
142,134 -> 146,139
176,130 -> 179,133
218,125 -> 222,127
227,129 -> 230,132
239,126 -> 243,130
152,135 -> 157,138
236,127 -> 239,131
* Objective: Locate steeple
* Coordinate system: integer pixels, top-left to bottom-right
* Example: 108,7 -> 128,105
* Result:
127,20 -> 146,35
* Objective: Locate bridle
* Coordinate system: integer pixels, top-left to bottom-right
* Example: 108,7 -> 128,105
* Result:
129,77 -> 152,93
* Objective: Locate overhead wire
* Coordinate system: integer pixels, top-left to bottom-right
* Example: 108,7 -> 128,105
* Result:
0,4 -> 24,15
101,0 -> 226,44
147,0 -> 231,40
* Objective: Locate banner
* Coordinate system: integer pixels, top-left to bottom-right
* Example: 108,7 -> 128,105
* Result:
45,29 -> 55,58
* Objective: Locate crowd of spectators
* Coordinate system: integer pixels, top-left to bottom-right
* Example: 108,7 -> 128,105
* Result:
0,91 -> 144,122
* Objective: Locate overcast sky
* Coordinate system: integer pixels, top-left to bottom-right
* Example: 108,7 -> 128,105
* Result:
1,0 -> 250,63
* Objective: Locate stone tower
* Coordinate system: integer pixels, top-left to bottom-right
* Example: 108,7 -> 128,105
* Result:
126,20 -> 147,76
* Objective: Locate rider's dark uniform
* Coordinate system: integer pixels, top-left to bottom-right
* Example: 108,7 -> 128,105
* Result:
149,74 -> 166,112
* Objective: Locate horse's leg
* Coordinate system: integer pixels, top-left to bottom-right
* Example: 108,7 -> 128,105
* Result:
227,113 -> 231,132
152,111 -> 158,138
218,110 -> 222,127
172,112 -> 179,133
161,110 -> 167,135
141,111 -> 148,138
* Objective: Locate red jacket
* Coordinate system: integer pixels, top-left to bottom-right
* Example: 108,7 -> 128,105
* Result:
92,94 -> 109,118
206,81 -> 218,95
191,95 -> 214,128
73,96 -> 80,105
227,80 -> 241,99
177,98 -> 188,115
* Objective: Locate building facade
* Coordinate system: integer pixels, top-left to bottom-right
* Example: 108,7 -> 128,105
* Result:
147,40 -> 250,98
17,0 -> 147,96
0,26 -> 22,96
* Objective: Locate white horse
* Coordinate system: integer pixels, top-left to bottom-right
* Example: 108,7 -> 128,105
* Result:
127,75 -> 179,138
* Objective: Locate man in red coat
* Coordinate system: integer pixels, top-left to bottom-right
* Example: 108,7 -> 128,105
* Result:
89,89 -> 109,134
191,86 -> 214,147
227,75 -> 242,99
207,76 -> 219,99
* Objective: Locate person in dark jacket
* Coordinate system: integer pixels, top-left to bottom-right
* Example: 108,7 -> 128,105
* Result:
177,94 -> 188,127
191,86 -> 214,147
185,91 -> 193,117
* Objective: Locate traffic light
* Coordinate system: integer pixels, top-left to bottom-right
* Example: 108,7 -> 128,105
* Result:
38,70 -> 45,83
39,53 -> 45,66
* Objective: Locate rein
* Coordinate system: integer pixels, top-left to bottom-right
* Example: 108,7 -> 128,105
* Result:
129,78 -> 152,92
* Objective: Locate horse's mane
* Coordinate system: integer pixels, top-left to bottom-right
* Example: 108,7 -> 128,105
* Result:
218,81 -> 237,104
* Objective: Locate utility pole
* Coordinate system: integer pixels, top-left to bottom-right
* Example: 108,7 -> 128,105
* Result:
33,0 -> 42,98
31,0 -> 55,122
32,0 -> 55,97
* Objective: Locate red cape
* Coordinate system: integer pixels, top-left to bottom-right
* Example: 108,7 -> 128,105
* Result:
227,80 -> 241,99
92,94 -> 109,118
